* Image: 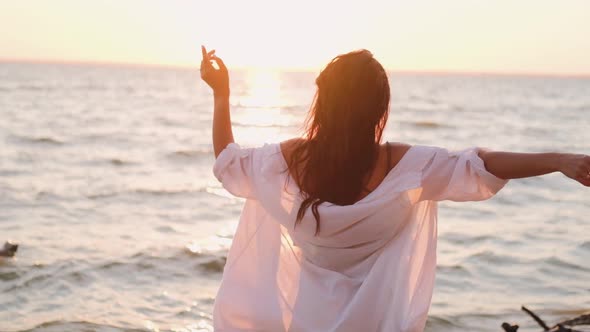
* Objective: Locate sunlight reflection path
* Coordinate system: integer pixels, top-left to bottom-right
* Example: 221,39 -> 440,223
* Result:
232,70 -> 300,146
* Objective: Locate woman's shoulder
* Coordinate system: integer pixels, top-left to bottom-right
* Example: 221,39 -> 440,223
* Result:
279,138 -> 306,165
384,143 -> 462,173
385,141 -> 413,171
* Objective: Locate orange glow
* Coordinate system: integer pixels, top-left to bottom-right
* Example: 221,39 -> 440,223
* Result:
237,71 -> 283,109
1,1 -> 590,74
232,70 -> 298,145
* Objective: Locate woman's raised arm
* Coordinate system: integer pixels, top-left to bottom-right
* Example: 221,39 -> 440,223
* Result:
478,150 -> 590,186
200,45 -> 234,158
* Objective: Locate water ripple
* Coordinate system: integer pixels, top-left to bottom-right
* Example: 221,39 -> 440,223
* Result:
15,320 -> 146,332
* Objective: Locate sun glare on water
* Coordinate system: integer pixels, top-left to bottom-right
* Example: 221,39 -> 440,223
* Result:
238,70 -> 283,109
232,70 -> 301,145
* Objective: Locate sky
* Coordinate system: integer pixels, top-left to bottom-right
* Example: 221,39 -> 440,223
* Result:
1,0 -> 589,74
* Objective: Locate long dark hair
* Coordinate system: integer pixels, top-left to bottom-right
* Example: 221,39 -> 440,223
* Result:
288,49 -> 391,233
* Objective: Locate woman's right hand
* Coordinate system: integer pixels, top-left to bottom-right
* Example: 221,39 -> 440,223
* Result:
200,45 -> 230,97
559,153 -> 590,186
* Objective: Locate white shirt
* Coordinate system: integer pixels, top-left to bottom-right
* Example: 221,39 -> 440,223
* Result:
212,143 -> 508,332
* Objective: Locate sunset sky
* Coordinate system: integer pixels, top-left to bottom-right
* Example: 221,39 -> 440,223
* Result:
1,0 -> 589,74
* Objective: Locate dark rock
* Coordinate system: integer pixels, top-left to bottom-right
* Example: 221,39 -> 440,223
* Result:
0,241 -> 18,257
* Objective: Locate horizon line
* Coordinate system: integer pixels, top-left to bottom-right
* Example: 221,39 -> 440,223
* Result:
2,57 -> 590,79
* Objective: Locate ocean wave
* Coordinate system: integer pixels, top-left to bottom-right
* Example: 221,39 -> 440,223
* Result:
155,116 -> 189,127
0,270 -> 20,281
2,249 -> 227,294
167,149 -> 212,160
425,312 -> 521,332
465,250 -> 524,266
231,102 -> 304,111
231,121 -> 292,128
14,320 -> 146,332
107,158 -> 136,166
86,187 -> 206,200
0,169 -> 30,176
402,98 -> 452,112
155,225 -> 177,233
408,120 -> 449,128
436,264 -> 471,276
440,232 -> 497,246
103,250 -> 227,274
13,136 -> 65,146
424,315 -> 461,330
133,188 -> 196,196
13,318 -> 216,332
538,256 -> 589,272
578,241 -> 590,251
14,84 -> 58,92
35,190 -> 65,201
2,260 -> 79,293
85,192 -> 119,200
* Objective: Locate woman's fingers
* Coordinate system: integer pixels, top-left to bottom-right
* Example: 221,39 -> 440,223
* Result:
201,45 -> 207,60
211,55 -> 227,72
201,45 -> 215,60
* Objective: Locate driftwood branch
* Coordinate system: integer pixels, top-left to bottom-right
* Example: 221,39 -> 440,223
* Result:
501,306 -> 590,332
559,314 -> 590,328
522,306 -> 551,330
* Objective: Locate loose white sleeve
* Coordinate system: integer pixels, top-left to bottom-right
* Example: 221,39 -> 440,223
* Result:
212,143 -> 258,199
418,147 -> 508,202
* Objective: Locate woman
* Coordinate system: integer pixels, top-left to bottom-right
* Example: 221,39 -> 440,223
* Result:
200,46 -> 590,332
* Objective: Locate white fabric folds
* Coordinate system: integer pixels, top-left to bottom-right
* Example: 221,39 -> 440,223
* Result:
212,143 -> 508,332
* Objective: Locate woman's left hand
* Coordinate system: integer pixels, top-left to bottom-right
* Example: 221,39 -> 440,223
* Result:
559,153 -> 590,187
200,45 -> 230,97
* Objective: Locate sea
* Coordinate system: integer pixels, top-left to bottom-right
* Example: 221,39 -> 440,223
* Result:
0,62 -> 589,332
